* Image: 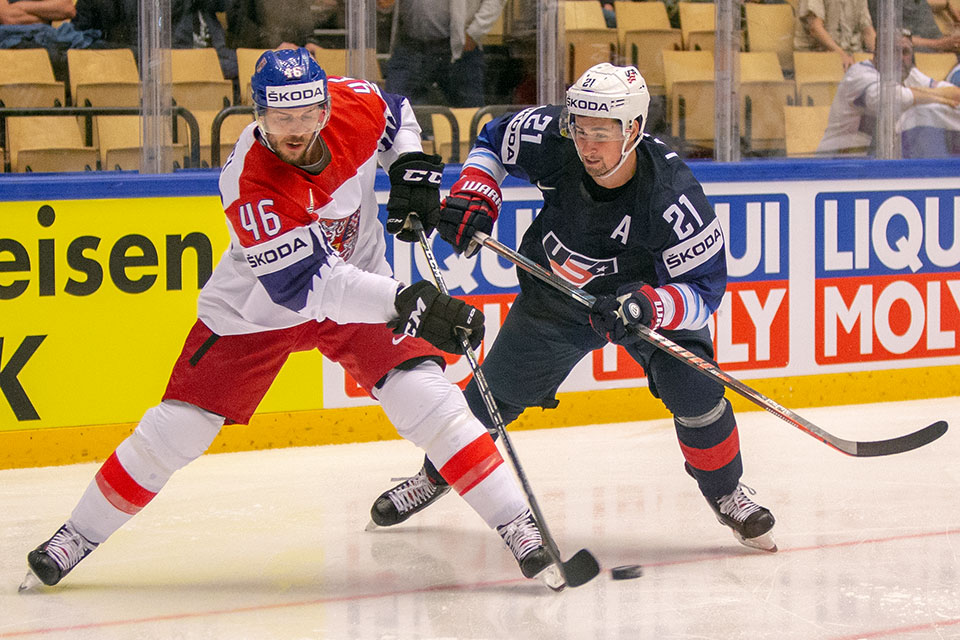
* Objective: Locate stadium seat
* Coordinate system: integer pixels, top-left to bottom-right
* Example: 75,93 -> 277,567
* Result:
0,49 -> 65,108
565,0 -> 618,83
235,48 -> 269,105
67,49 -> 140,108
744,3 -> 796,74
96,115 -> 187,171
740,52 -> 794,153
6,117 -> 97,172
170,48 -> 233,113
678,2 -> 716,51
663,49 -> 716,154
784,104 -> 831,156
793,51 -> 845,106
192,109 -> 254,167
915,52 -> 959,81
431,107 -> 474,163
615,1 -> 683,96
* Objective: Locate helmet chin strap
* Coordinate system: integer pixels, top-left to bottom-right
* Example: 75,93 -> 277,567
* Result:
257,121 -> 324,163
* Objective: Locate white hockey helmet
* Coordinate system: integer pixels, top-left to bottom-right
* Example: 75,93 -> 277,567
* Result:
561,63 -> 650,178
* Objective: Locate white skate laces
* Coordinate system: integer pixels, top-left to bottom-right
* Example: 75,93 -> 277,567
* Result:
497,509 -> 543,562
387,468 -> 443,515
42,522 -> 97,573
711,482 -> 777,552
717,483 -> 763,522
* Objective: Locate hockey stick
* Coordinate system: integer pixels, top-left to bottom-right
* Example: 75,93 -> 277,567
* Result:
472,230 -> 948,458
411,218 -> 600,590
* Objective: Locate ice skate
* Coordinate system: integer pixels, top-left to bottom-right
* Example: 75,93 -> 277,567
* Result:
497,509 -> 565,592
706,483 -> 777,552
367,466 -> 451,530
20,522 -> 98,591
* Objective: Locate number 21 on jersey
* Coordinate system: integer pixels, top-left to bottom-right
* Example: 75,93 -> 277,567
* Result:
662,194 -> 704,240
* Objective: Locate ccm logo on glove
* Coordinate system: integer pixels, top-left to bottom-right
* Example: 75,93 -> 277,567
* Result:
389,281 -> 485,354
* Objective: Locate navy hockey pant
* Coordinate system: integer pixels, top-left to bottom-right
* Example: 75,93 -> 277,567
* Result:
423,293 -> 743,499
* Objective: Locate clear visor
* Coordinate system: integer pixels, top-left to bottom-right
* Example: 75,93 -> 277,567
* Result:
559,109 -> 630,143
256,103 -> 330,136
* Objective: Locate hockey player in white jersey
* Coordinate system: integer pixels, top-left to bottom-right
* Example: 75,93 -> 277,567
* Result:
372,63 -> 777,553
21,47 -> 562,592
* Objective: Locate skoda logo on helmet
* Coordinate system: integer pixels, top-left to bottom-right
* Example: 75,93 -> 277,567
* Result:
566,96 -> 627,113
264,79 -> 327,108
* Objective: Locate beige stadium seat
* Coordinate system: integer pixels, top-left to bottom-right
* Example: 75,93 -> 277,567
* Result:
744,3 -> 796,73
6,117 -> 97,172
784,104 -> 831,156
0,49 -> 65,108
793,51 -> 845,106
67,49 -> 140,108
96,115 -> 187,171
915,52 -> 959,81
615,1 -> 682,96
431,107 -> 476,163
678,2 -> 715,51
565,0 -> 618,83
663,49 -> 716,154
740,51 -> 793,153
236,48 -> 269,105
170,48 -> 233,113
192,109 -> 254,167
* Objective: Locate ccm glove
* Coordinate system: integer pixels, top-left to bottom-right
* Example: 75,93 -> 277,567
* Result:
437,167 -> 502,257
388,280 -> 485,354
589,282 -> 664,344
386,152 -> 444,241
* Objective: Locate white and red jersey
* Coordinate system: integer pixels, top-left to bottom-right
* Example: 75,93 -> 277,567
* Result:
197,77 -> 424,336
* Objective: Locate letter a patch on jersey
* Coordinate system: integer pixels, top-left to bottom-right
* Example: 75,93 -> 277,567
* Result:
542,231 -> 618,286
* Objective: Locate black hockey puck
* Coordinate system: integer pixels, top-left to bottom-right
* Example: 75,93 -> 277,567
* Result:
610,564 -> 644,580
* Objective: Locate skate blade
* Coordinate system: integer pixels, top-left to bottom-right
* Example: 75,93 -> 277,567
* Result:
533,563 -> 566,592
364,519 -> 381,532
18,570 -> 43,593
735,530 -> 778,553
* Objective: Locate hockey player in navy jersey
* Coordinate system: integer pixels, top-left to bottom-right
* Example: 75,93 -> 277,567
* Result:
371,62 -> 777,553
21,47 -> 564,592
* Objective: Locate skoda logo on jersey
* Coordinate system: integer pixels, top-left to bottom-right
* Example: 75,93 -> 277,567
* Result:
542,231 -> 618,287
265,79 -> 326,108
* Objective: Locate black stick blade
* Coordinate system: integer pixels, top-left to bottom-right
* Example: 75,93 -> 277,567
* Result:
563,549 -> 601,588
854,421 -> 948,457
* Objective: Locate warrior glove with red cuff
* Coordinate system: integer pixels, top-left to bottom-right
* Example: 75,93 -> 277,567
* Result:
385,152 -> 444,242
437,168 -> 502,257
388,280 -> 485,354
589,282 -> 664,345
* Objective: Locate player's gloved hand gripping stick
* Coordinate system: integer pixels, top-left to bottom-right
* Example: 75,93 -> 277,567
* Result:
409,216 -> 601,590
471,231 -> 948,458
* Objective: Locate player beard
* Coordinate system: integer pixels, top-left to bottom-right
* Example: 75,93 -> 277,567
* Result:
271,132 -> 319,165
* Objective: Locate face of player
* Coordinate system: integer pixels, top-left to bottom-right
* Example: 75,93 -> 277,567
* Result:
259,104 -> 327,165
570,115 -> 639,184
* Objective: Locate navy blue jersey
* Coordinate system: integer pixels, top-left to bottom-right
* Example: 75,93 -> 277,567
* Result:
465,105 -> 726,330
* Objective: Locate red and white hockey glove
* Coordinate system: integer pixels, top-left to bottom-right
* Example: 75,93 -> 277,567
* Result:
438,167 -> 502,257
589,283 -> 664,345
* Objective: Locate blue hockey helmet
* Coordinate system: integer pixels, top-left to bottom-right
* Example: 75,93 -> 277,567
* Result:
251,48 -> 331,132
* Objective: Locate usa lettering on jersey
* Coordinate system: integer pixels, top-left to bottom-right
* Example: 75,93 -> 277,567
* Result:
543,231 -> 618,286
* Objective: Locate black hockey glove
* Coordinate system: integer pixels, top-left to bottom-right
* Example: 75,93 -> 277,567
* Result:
437,167 -> 502,257
388,280 -> 485,354
589,282 -> 664,345
386,152 -> 444,242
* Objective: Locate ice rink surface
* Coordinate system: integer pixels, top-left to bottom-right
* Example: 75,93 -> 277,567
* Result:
2,396 -> 959,640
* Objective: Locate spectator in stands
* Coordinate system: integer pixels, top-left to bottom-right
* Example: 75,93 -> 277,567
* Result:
382,0 -> 506,107
795,0 -> 876,70
819,29 -> 960,157
72,0 -> 237,79
867,0 -> 960,53
0,0 -> 74,25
